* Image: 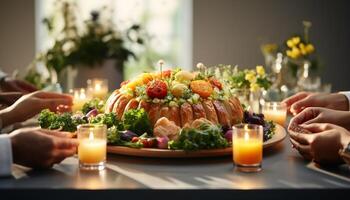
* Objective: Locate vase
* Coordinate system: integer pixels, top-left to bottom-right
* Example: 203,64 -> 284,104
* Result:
69,59 -> 124,90
296,60 -> 321,92
233,89 -> 261,113
263,53 -> 297,102
55,66 -> 78,93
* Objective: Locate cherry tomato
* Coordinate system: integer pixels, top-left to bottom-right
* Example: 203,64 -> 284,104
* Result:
146,80 -> 168,99
209,78 -> 223,90
140,138 -> 157,148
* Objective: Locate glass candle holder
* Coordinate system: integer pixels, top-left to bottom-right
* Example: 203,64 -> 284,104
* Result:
232,124 -> 263,172
87,79 -> 109,100
70,88 -> 91,113
262,102 -> 287,126
78,124 -> 107,170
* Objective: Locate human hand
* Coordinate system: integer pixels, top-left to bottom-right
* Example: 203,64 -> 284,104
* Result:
282,92 -> 349,115
10,127 -> 78,168
0,91 -> 72,127
1,77 -> 37,93
0,92 -> 23,105
289,107 -> 350,131
289,123 -> 350,165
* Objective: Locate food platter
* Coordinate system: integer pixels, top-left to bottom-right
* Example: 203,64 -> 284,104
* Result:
107,124 -> 287,158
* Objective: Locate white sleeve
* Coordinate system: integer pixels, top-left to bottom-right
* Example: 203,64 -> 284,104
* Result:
0,134 -> 12,177
339,91 -> 350,111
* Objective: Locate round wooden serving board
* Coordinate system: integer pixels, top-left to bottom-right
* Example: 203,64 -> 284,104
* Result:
107,124 -> 287,158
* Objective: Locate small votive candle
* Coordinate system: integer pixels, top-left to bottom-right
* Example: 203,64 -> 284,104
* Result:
87,79 -> 109,100
78,124 -> 107,170
70,88 -> 90,113
262,102 -> 287,126
233,124 -> 263,172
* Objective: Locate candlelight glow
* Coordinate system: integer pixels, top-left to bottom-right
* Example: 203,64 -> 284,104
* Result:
262,102 -> 287,126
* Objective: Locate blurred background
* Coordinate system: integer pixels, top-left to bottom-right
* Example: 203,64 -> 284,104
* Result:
0,0 -> 350,92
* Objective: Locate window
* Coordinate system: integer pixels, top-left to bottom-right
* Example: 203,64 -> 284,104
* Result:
35,0 -> 192,79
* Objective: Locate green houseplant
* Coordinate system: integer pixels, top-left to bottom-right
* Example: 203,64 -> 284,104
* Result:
26,1 -> 144,90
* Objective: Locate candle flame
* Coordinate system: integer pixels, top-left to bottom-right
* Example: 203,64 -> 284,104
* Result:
244,132 -> 250,141
89,131 -> 94,140
95,83 -> 101,91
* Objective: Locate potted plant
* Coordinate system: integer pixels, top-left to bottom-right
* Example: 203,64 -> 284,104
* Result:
26,1 -> 144,91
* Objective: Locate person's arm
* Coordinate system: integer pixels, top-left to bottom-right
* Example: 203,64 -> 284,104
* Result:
0,70 -> 37,93
0,134 -> 13,177
0,91 -> 72,128
339,91 -> 350,111
0,92 -> 23,106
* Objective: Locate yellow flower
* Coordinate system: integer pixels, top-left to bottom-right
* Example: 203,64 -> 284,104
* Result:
287,39 -> 295,48
299,43 -> 307,55
245,71 -> 256,83
292,37 -> 301,45
286,50 -> 293,58
305,44 -> 315,54
292,47 -> 301,58
250,83 -> 260,92
256,65 -> 265,76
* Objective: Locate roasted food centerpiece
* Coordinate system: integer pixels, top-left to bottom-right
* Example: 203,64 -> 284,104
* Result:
105,68 -> 244,129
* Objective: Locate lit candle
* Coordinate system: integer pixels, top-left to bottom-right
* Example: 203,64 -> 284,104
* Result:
262,102 -> 287,126
233,124 -> 263,172
87,79 -> 109,100
70,88 -> 90,113
78,124 -> 107,170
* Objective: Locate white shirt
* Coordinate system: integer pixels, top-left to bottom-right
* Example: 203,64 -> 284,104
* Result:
339,91 -> 350,110
0,134 -> 12,177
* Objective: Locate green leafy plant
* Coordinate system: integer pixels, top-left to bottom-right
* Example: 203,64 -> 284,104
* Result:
25,2 -> 144,87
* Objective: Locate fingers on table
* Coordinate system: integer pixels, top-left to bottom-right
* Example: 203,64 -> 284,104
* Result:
289,107 -> 319,126
40,129 -> 75,138
283,92 -> 310,113
290,138 -> 313,160
33,91 -> 71,99
43,99 -> 73,111
300,123 -> 335,132
289,130 -> 313,145
54,138 -> 79,150
283,92 -> 310,106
